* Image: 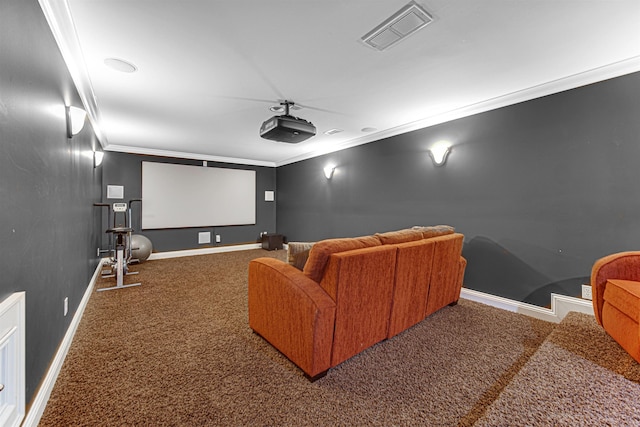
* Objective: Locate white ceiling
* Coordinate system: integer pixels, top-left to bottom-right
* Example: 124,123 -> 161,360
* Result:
43,0 -> 640,166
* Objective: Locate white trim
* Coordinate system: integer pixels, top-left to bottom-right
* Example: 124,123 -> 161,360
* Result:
22,259 -> 105,427
104,145 -> 276,168
38,0 -> 106,146
38,0 -> 640,167
276,56 -> 640,166
24,243 -> 267,425
23,243 -> 266,424
21,249 -> 594,426
460,288 -> 594,324
0,292 -> 26,427
93,57 -> 640,167
147,243 -> 262,260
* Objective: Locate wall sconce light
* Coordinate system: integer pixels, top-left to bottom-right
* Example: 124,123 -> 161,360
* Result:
428,141 -> 452,167
323,164 -> 336,179
94,151 -> 104,167
66,105 -> 87,138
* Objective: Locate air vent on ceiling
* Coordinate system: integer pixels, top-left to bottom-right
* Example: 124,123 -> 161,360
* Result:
361,1 -> 433,51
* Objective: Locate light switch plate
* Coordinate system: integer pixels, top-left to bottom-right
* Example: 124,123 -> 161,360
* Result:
107,185 -> 124,199
198,232 -> 211,244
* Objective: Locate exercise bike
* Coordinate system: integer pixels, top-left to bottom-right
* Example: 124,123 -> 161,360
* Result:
94,199 -> 142,291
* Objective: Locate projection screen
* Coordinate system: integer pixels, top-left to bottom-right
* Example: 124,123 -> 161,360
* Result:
141,162 -> 256,229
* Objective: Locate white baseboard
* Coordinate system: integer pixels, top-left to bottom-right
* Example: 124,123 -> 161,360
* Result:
460,288 -> 594,323
23,243 -> 265,425
25,251 -> 590,425
22,259 -> 104,427
147,243 -> 262,260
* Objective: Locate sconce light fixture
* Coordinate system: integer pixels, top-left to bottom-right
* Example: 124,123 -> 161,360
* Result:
428,141 -> 452,167
66,105 -> 87,138
323,164 -> 336,179
94,151 -> 104,167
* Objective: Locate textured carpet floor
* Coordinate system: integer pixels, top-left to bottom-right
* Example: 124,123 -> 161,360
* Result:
475,311 -> 640,427
39,249 -> 639,426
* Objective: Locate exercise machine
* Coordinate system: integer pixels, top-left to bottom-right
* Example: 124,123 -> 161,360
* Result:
94,199 -> 142,291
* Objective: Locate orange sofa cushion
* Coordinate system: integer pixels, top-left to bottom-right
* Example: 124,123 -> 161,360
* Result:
425,233 -> 464,316
604,279 -> 640,323
412,225 -> 455,239
303,236 -> 380,283
319,245 -> 397,366
375,228 -> 424,245
387,239 -> 435,338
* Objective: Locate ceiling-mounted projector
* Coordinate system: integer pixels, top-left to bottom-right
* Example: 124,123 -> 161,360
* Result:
259,101 -> 316,143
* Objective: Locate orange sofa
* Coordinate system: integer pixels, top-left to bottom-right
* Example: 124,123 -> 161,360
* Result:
591,251 -> 640,363
248,227 -> 467,379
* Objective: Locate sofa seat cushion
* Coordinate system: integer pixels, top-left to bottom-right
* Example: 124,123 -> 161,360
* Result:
375,228 -> 423,245
303,236 -> 381,283
604,279 -> 640,323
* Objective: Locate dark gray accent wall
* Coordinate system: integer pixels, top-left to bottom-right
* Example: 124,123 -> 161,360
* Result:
101,152 -> 276,252
0,0 -> 102,403
276,72 -> 640,307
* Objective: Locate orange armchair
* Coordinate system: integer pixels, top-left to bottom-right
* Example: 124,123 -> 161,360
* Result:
591,252 -> 640,363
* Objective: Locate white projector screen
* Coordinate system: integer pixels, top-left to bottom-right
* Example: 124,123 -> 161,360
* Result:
141,162 -> 256,229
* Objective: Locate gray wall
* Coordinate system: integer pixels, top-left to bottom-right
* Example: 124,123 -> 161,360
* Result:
101,152 -> 276,252
0,0 -> 102,403
276,72 -> 640,307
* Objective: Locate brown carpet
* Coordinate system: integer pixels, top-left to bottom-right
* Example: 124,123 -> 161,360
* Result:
39,249 -> 639,426
475,311 -> 640,427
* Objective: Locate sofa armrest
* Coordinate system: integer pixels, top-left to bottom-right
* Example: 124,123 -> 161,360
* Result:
248,257 -> 336,378
591,251 -> 640,326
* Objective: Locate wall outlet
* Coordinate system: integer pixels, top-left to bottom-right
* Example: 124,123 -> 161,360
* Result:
64,297 -> 69,316
216,234 -> 221,243
581,284 -> 592,300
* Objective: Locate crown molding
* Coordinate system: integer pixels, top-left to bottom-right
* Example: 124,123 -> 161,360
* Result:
275,56 -> 640,167
39,0 -> 106,146
105,145 -> 277,167
38,1 -> 639,168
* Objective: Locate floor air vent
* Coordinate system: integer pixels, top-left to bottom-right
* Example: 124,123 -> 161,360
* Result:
361,1 -> 433,51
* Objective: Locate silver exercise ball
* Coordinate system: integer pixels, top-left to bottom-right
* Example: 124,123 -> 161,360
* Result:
131,234 -> 153,262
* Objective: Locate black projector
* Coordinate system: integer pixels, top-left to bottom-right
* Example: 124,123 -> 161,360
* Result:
259,114 -> 316,143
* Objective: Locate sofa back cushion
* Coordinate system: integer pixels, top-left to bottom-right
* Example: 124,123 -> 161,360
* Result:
320,245 -> 397,367
303,235 -> 381,283
425,233 -> 465,316
412,225 -> 455,239
388,238 -> 436,338
375,228 -> 424,245
287,242 -> 315,271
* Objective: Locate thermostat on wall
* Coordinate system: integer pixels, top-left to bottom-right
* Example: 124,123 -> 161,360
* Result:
265,191 -> 275,202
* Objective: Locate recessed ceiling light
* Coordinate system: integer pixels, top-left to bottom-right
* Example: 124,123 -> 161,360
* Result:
361,127 -> 377,133
324,128 -> 343,135
104,58 -> 138,73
